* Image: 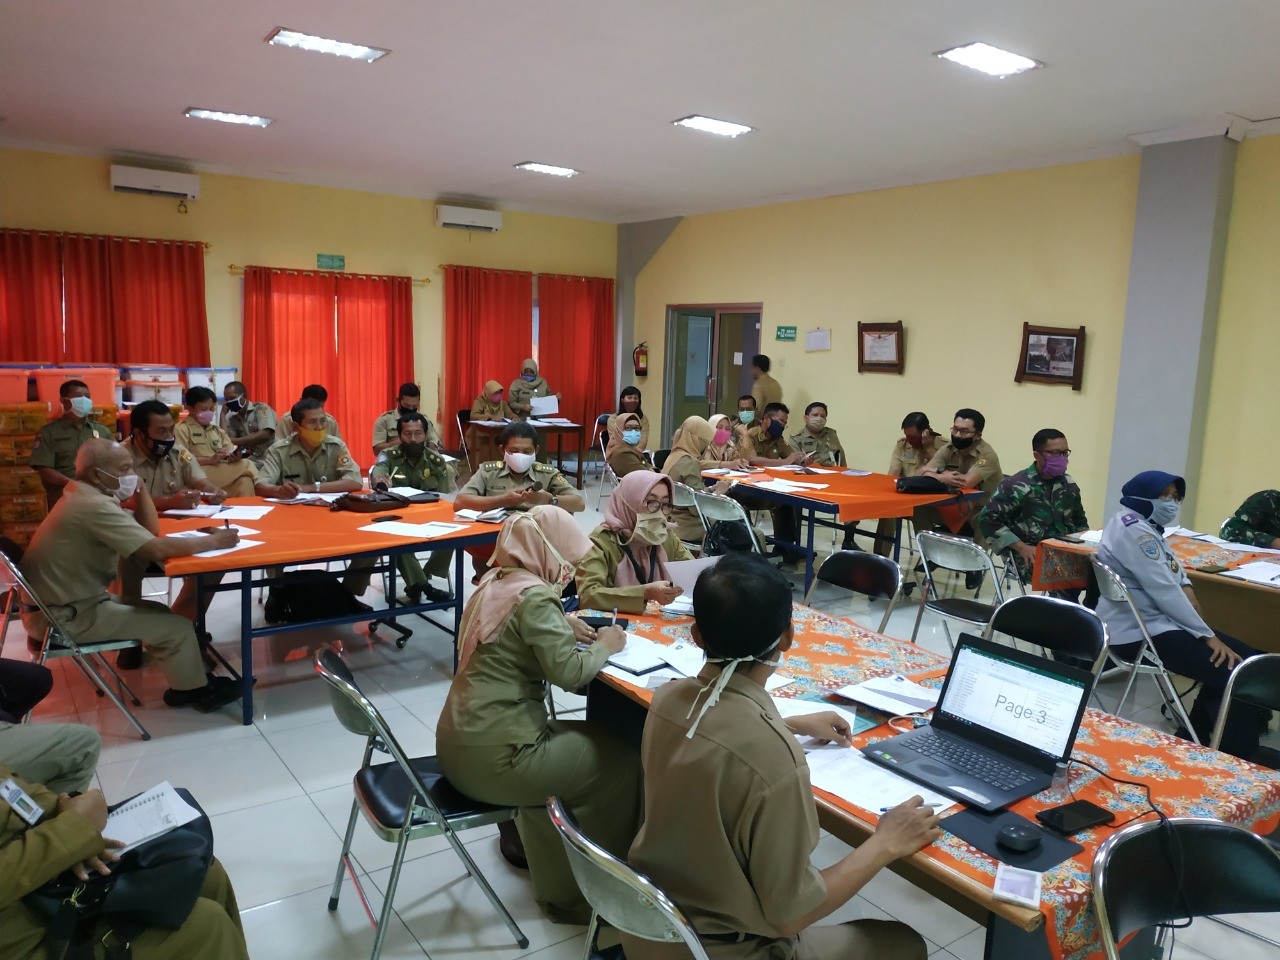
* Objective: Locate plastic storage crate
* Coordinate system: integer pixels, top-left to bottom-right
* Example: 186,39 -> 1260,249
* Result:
32,367 -> 121,408
0,369 -> 30,404
185,366 -> 239,394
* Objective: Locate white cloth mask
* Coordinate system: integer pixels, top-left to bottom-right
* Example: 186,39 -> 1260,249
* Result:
504,451 -> 536,475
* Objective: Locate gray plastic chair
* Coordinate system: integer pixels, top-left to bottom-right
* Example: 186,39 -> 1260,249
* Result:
597,429 -> 620,508
314,647 -> 528,960
0,551 -> 150,740
1092,816 -> 1280,959
671,481 -> 707,555
803,550 -> 903,634
1211,653 -> 1280,751
547,796 -> 710,960
693,489 -> 761,554
911,531 -> 1004,649
1089,558 -> 1197,740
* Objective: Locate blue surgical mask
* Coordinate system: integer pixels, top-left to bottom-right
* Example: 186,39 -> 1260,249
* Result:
1148,498 -> 1180,528
522,373 -> 536,382
622,429 -> 642,445
739,410 -> 755,424
68,396 -> 94,418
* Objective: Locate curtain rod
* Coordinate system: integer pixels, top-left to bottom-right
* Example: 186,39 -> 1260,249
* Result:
227,264 -> 430,286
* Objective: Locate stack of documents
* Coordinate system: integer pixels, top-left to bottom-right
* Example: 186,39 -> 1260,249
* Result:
454,507 -> 507,523
357,520 -> 469,539
164,531 -> 264,558
752,478 -> 830,493
805,745 -> 956,815
530,395 -> 559,417
836,675 -> 940,715
1220,560 -> 1280,586
163,505 -> 223,518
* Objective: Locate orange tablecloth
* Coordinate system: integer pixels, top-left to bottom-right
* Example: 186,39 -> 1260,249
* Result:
161,497 -> 494,576
589,604 -> 1280,960
1034,534 -> 1277,592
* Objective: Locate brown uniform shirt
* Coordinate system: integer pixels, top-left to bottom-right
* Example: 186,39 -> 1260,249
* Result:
175,418 -> 258,494
887,434 -> 942,478
219,400 -> 278,464
372,409 -> 444,451
124,437 -> 208,497
788,426 -> 843,467
29,416 -> 115,505
458,461 -> 574,507
256,435 -> 361,487
924,438 -> 1003,497
739,424 -> 795,462
751,373 -> 783,412
276,411 -> 341,442
628,673 -> 826,953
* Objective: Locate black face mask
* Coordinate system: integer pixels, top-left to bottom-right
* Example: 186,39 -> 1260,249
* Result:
951,434 -> 975,450
397,405 -> 416,418
401,442 -> 425,459
149,437 -> 176,458
766,418 -> 785,439
226,396 -> 246,412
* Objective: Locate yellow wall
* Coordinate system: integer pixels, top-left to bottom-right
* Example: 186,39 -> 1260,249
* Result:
1197,134 -> 1280,530
0,147 -> 616,422
635,156 -> 1141,524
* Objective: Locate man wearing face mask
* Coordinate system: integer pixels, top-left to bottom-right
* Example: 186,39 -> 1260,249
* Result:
372,381 -> 444,456
456,422 -> 583,515
175,386 -> 257,498
125,400 -> 227,513
737,403 -> 809,563
1096,471 -> 1273,765
977,429 -> 1088,586
276,384 -> 342,442
220,380 -> 277,466
30,379 -> 114,508
19,440 -> 243,712
921,408 -> 1002,499
789,401 -> 843,467
369,414 -> 455,603
733,395 -> 757,442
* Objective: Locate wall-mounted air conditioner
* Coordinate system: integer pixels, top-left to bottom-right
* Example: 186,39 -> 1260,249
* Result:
434,204 -> 502,232
110,164 -> 201,200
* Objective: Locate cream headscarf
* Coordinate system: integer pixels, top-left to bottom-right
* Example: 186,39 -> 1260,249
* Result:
704,414 -> 734,461
456,506 -> 592,668
602,470 -> 675,588
662,415 -> 716,478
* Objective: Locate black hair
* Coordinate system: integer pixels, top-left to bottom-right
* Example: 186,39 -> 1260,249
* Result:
1032,428 -> 1066,451
500,420 -> 540,447
396,413 -> 428,436
301,384 -> 328,403
954,408 -> 985,433
185,385 -> 216,407
752,354 -> 771,373
59,379 -> 89,398
737,395 -> 756,408
804,402 -> 827,416
901,412 -> 931,432
396,382 -> 420,399
617,386 -> 644,418
763,402 -> 789,417
693,553 -> 792,659
224,380 -> 246,395
131,399 -> 172,435
290,397 -> 324,424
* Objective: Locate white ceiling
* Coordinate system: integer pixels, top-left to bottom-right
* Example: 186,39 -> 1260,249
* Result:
3,1 -> 1280,223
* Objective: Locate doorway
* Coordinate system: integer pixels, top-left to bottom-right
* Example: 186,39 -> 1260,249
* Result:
661,304 -> 763,439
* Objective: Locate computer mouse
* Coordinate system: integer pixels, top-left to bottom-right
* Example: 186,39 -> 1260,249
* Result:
996,824 -> 1043,853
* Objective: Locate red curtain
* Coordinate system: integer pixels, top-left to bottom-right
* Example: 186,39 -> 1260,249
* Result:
61,234 -> 115,363
442,266 -> 533,447
537,274 -> 616,434
242,267 -> 338,415
108,238 -> 210,367
336,274 -> 415,469
0,229 -> 65,363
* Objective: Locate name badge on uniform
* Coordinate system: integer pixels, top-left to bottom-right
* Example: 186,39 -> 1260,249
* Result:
0,777 -> 44,826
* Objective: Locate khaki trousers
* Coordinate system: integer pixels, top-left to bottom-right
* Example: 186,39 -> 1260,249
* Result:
201,460 -> 257,499
438,720 -> 642,924
110,858 -> 249,960
0,721 -> 101,793
622,919 -> 926,960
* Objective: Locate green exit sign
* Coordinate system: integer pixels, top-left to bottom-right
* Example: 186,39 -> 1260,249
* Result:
775,325 -> 797,342
317,253 -> 345,270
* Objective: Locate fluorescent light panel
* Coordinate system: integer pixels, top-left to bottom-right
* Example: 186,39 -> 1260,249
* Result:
515,162 -> 580,178
936,42 -> 1041,78
673,115 -> 753,138
184,107 -> 273,127
266,27 -> 389,62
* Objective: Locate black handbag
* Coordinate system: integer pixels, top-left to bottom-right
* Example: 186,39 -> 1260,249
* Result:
329,490 -> 440,513
895,475 -> 949,494
24,788 -> 214,960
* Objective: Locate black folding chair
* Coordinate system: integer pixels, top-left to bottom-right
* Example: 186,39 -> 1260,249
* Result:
802,550 -> 903,634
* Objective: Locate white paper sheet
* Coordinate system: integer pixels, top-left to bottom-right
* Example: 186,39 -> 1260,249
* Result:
599,664 -> 684,689
753,478 -> 829,493
765,673 -> 796,692
530,395 -> 559,416
167,524 -> 258,538
842,469 -> 873,477
471,419 -> 510,427
1076,529 -> 1104,543
263,493 -> 343,505
607,636 -> 670,674
665,556 -> 721,596
385,486 -> 427,498
215,505 -> 275,521
163,505 -> 223,518
836,675 -> 940,714
190,539 -> 264,559
1219,560 -> 1280,586
356,521 -> 470,539
1216,541 -> 1280,556
771,697 -> 861,731
105,781 -> 203,852
657,640 -> 706,677
660,596 -> 695,616
805,744 -> 956,815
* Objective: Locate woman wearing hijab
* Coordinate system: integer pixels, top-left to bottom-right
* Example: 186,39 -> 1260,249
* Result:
605,387 -> 649,455
467,380 -> 515,470
1097,470 -> 1272,764
662,416 -> 738,543
436,507 -> 639,924
507,358 -> 558,419
577,471 -> 693,613
702,413 -> 749,466
606,412 -> 649,478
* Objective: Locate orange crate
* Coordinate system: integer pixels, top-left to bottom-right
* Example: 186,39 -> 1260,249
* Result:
0,493 -> 46,523
0,434 -> 38,466
0,402 -> 44,433
91,402 -> 119,432
0,521 -> 42,549
0,370 -> 30,404
32,367 -> 120,406
0,467 -> 42,495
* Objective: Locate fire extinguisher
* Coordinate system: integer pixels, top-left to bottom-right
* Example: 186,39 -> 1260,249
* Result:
633,342 -> 649,377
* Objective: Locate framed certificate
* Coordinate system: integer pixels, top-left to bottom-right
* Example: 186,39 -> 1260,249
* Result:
857,321 -> 904,374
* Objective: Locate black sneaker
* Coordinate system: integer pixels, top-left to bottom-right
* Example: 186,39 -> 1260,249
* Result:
163,681 -> 243,712
116,647 -> 143,670
263,590 -> 286,624
965,571 -> 983,590
424,584 -> 453,603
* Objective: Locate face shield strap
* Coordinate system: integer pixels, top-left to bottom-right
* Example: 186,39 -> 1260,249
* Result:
684,636 -> 783,740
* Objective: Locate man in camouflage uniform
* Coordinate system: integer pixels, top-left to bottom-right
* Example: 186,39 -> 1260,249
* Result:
369,413 -> 454,602
977,429 -> 1089,589
30,378 -> 115,508
1219,490 -> 1280,549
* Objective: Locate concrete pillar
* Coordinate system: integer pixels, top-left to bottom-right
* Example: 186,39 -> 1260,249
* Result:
615,218 -> 682,395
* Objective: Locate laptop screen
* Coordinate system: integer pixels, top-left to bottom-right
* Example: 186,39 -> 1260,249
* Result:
939,641 -> 1088,760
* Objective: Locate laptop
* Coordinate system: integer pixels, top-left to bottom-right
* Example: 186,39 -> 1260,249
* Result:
861,633 -> 1092,813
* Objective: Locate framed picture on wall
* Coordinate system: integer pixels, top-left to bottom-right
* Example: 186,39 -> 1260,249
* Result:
857,321 -> 905,374
1015,323 -> 1086,390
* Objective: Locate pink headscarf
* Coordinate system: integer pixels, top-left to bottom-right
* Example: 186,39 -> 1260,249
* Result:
456,506 -> 592,668
603,470 -> 674,588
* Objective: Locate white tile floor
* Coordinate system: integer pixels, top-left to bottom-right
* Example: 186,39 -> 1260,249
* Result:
6,471 -> 1277,960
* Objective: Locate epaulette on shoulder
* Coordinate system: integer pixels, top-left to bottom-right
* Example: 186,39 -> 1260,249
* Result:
1120,513 -> 1141,527
532,462 -> 557,473
481,460 -> 503,470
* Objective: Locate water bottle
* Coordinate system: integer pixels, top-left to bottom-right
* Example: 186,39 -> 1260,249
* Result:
1045,761 -> 1070,803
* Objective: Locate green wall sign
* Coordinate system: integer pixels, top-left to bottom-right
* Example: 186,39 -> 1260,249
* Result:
317,253 -> 345,270
775,325 -> 797,342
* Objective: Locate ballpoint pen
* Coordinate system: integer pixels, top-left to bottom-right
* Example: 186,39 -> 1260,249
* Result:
611,607 -> 618,626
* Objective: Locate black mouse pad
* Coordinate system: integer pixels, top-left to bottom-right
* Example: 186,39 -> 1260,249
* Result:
940,807 -> 1083,872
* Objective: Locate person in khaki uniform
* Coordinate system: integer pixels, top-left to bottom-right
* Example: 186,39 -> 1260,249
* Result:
750,354 -> 783,413
456,422 -> 582,514
604,412 -> 650,478
789,401 -> 843,466
124,401 -> 227,512
506,358 -> 559,420
29,378 -> 114,508
467,380 -> 517,471
372,381 -> 444,456
0,762 -> 250,960
577,472 -> 693,614
369,413 -> 454,603
276,384 -> 342,442
604,386 -> 650,458
873,412 -> 943,557
219,380 -> 278,466
175,386 -> 257,498
436,507 -> 638,925
920,408 -> 1003,498
19,439 -> 242,712
0,659 -> 100,794
737,403 -> 808,561
623,553 -> 936,960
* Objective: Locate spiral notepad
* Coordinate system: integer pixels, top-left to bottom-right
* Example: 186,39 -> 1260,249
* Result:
105,781 -> 200,852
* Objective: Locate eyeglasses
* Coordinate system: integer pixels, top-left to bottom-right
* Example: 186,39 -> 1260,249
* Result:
1038,448 -> 1072,456
952,427 -> 977,437
641,497 -> 673,516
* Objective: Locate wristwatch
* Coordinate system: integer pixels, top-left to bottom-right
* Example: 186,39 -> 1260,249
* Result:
550,496 -> 559,507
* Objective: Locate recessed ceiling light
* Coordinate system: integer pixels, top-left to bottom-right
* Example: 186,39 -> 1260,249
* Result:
265,27 -> 390,63
515,162 -> 580,178
184,107 -> 273,127
673,115 -> 754,138
936,42 -> 1041,78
